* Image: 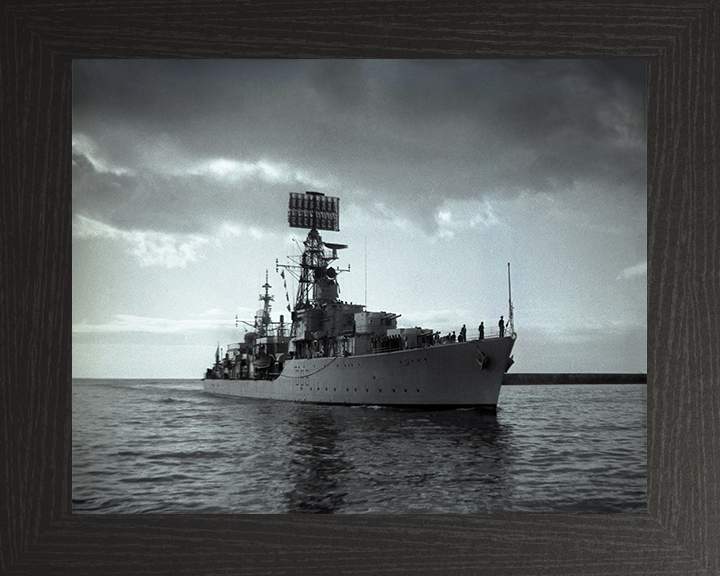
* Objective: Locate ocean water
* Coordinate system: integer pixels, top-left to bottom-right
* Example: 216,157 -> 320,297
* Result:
72,379 -> 646,514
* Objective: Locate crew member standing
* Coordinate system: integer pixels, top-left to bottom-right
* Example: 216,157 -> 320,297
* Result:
478,322 -> 484,340
498,315 -> 505,338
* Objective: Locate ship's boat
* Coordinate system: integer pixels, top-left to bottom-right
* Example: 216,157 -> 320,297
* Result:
204,191 -> 516,409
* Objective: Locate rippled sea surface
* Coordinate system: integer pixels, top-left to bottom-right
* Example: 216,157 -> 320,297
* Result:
72,379 -> 646,514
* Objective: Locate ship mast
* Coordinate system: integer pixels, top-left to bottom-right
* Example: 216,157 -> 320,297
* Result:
255,269 -> 274,337
295,228 -> 327,308
279,191 -> 346,311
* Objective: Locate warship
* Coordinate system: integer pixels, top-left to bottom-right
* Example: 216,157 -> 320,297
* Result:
204,191 -> 516,408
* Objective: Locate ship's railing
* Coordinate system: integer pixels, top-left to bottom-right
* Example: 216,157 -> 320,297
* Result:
477,327 -> 506,340
431,326 -> 510,344
367,326 -> 511,354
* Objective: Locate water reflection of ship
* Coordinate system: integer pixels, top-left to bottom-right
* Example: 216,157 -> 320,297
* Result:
284,408 -> 348,514
423,409 -> 514,491
397,409 -> 514,492
283,405 -> 516,513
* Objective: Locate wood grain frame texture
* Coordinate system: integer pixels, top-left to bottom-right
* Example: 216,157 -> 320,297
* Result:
1,1 -> 717,574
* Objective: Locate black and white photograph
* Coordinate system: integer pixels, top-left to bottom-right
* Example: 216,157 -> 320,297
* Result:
72,59 -> 647,514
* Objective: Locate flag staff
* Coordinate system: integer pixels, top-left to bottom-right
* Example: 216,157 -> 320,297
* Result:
507,262 -> 514,336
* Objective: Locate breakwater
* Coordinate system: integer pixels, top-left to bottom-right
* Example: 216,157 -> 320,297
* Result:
503,373 -> 647,385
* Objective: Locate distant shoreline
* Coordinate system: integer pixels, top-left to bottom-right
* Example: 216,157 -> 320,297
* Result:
503,373 -> 647,385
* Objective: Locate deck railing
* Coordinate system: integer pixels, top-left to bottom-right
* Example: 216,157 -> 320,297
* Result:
367,326 -> 511,354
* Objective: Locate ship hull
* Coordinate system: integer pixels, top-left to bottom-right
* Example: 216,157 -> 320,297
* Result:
204,336 -> 515,408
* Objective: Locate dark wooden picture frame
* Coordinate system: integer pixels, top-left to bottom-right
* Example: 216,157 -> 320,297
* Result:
2,2 -> 717,574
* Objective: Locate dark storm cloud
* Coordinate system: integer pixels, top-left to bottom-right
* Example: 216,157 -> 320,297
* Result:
72,150 -> 301,235
72,59 -> 646,235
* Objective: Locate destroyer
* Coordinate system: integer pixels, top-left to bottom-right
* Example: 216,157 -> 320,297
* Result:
204,191 -> 516,408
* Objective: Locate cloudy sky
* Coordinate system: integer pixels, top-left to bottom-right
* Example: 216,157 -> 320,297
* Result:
72,59 -> 646,378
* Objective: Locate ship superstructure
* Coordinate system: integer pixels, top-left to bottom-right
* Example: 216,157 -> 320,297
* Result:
204,191 -> 516,408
